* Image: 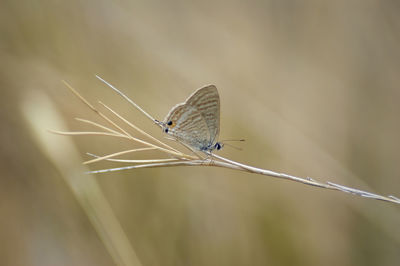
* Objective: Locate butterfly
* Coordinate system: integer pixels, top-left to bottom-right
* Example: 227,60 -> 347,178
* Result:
159,85 -> 222,152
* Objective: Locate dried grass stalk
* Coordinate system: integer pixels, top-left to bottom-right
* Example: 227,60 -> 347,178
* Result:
51,76 -> 400,205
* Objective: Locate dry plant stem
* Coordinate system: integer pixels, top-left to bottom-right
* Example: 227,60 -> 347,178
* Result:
210,153 -> 400,204
61,80 -> 197,160
62,81 -> 139,140
84,147 -> 158,164
98,101 -> 182,155
87,159 -> 243,173
49,130 -> 125,138
61,77 -> 400,205
95,75 -> 157,123
87,151 -> 400,204
75,118 -> 127,136
87,152 -> 179,164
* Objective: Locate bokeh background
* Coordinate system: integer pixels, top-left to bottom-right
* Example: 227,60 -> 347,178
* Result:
1,0 -> 400,265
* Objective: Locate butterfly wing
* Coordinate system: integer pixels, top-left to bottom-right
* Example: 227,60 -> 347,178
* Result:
163,103 -> 211,150
185,85 -> 220,145
162,85 -> 220,151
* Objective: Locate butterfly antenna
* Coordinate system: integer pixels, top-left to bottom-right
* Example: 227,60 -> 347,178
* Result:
220,139 -> 245,151
223,143 -> 242,151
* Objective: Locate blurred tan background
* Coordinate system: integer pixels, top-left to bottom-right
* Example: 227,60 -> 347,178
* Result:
1,0 -> 400,265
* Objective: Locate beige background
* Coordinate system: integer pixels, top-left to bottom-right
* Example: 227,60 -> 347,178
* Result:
1,0 -> 400,265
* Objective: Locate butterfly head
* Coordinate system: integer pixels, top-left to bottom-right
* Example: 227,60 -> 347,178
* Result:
163,120 -> 177,133
155,119 -> 176,134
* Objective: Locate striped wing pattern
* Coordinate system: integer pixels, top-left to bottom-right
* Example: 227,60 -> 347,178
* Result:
162,85 -> 220,151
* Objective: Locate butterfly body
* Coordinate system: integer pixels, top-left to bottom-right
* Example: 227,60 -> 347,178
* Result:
161,85 -> 222,152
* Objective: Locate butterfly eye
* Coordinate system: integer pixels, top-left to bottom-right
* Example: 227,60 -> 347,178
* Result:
166,121 -> 176,128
